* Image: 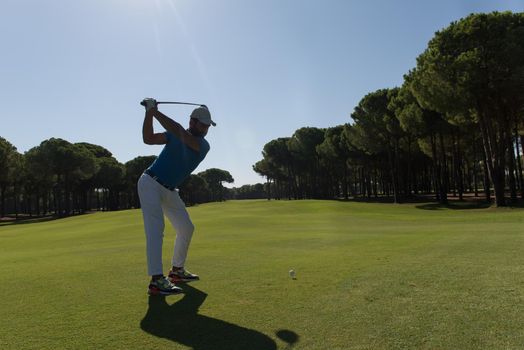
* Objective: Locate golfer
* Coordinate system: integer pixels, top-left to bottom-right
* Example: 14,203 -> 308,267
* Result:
138,98 -> 215,295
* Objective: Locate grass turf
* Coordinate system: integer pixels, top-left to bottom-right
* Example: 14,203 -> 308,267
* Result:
0,200 -> 523,349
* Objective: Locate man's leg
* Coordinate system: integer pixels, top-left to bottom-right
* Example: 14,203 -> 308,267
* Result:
162,190 -> 195,269
138,174 -> 166,277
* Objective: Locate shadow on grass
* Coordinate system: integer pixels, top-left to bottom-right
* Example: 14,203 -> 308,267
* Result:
140,283 -> 298,350
336,196 -> 431,204
338,194 -> 524,210
335,195 -> 522,210
0,212 -> 96,227
416,201 -> 492,210
0,215 -> 61,227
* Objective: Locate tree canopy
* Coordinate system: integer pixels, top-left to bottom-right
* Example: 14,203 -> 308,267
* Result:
254,11 -> 524,206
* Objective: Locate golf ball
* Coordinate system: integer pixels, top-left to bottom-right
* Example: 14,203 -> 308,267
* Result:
289,269 -> 296,279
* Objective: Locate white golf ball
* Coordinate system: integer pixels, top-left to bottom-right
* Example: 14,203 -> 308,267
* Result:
289,269 -> 296,279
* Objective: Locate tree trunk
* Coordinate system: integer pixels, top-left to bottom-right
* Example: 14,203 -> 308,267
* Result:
343,166 -> 349,199
406,137 -> 412,197
96,189 -> 100,210
373,170 -> 378,198
26,190 -> 32,217
14,184 -> 19,219
0,185 -> 5,218
430,134 -> 442,202
451,132 -> 457,197
455,133 -> 464,200
481,150 -> 491,202
478,114 -> 504,206
515,131 -> 524,199
473,161 -> 479,197
438,132 -> 449,204
387,146 -> 399,204
395,139 -> 402,202
507,135 -> 517,204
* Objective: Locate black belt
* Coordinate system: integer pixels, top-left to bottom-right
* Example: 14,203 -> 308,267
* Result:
144,169 -> 176,191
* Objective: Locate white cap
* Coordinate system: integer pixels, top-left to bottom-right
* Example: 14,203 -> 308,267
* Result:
190,106 -> 216,126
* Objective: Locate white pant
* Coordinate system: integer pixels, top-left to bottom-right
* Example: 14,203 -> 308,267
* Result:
137,173 -> 195,276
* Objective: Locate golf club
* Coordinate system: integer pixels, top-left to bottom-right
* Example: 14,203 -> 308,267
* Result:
140,100 -> 207,109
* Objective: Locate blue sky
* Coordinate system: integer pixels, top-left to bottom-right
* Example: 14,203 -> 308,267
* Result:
1,0 -> 523,186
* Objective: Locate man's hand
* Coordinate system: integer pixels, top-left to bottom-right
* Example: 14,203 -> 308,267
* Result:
142,98 -> 167,145
141,98 -> 158,112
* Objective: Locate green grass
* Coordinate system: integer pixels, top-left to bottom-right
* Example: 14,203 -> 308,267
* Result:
1,200 -> 523,349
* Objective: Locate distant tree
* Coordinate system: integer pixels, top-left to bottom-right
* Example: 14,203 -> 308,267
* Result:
198,168 -> 234,201
179,174 -> 211,205
253,159 -> 274,199
341,121 -> 380,198
288,127 -> 325,199
24,144 -> 56,215
95,157 -> 125,210
124,155 -> 157,208
351,89 -> 405,203
75,143 -> 113,212
317,125 -> 350,199
261,138 -> 293,199
390,80 -> 453,203
76,142 -> 113,158
33,138 -> 96,216
12,151 -> 28,217
0,137 -> 18,217
411,12 -> 524,206
231,183 -> 266,200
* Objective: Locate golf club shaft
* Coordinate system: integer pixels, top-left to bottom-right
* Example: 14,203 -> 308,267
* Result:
157,101 -> 204,107
140,100 -> 207,109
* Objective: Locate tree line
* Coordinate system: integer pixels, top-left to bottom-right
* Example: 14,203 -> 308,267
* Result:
0,136 -> 251,218
253,12 -> 524,207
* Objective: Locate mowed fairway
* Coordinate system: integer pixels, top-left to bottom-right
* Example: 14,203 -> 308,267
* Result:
1,200 -> 523,350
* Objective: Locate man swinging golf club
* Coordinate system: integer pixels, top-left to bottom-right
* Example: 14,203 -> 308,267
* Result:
138,98 -> 216,295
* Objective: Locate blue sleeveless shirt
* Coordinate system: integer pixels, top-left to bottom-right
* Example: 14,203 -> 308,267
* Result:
147,131 -> 210,188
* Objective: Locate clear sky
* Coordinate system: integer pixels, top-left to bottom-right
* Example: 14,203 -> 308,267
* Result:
1,0 -> 523,186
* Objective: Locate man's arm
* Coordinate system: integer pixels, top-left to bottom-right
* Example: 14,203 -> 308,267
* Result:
143,108 -> 167,145
151,110 -> 200,152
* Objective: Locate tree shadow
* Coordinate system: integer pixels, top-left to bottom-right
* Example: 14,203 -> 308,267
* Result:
140,284 -> 298,350
336,195 -> 436,204
339,194 -> 524,210
0,212 -> 95,227
416,201 -> 492,210
0,215 -> 61,227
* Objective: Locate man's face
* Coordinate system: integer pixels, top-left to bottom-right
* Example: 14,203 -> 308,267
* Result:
189,118 -> 210,137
